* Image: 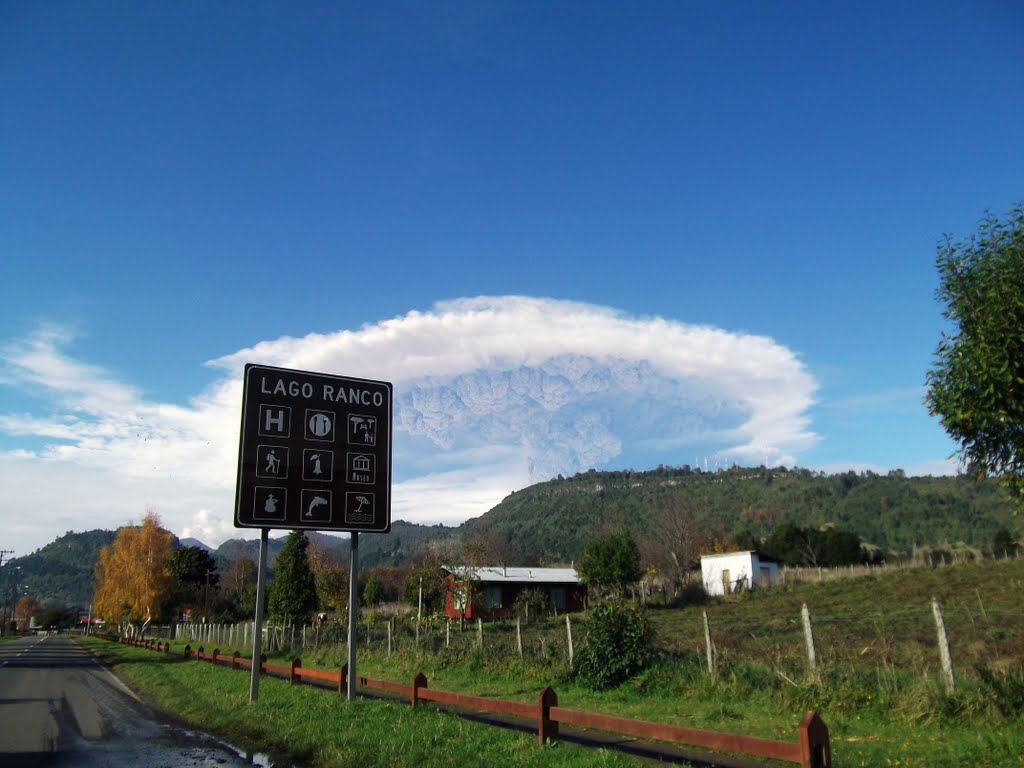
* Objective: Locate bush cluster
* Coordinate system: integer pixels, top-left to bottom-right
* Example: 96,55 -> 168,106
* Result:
572,601 -> 655,690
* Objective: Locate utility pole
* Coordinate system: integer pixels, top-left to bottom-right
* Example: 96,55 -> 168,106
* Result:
0,550 -> 15,635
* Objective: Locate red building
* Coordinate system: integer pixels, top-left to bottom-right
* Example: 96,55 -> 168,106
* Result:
443,565 -> 587,620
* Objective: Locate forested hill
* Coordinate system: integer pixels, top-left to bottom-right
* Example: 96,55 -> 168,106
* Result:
9,529 -> 117,610
12,467 -> 1019,609
459,466 -> 1019,563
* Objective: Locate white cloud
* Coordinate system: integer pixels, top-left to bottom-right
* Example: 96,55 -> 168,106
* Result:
0,296 -> 823,554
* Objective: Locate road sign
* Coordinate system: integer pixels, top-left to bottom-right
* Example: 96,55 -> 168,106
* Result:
234,364 -> 392,532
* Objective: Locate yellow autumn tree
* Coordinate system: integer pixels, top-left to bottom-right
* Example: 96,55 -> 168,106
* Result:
93,508 -> 174,637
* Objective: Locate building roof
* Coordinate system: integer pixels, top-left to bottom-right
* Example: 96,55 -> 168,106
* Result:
699,550 -> 778,563
443,565 -> 581,584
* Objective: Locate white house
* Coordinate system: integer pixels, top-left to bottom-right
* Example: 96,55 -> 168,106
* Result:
700,551 -> 779,596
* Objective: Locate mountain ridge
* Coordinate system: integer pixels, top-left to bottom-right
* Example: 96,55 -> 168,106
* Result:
8,466 -> 1018,609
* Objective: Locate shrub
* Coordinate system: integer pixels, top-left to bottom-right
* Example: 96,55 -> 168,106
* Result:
573,602 -> 656,690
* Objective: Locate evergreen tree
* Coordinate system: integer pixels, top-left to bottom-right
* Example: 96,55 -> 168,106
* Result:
268,531 -> 318,624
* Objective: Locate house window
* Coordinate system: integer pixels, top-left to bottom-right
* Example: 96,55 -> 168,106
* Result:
549,587 -> 566,610
484,586 -> 503,610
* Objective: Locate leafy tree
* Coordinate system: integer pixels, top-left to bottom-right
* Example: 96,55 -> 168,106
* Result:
820,527 -> 863,566
36,604 -> 76,631
316,565 -> 349,615
268,531 -> 318,624
167,545 -> 219,619
214,554 -> 258,621
763,523 -> 810,566
992,527 -> 1019,558
512,587 -> 549,621
578,529 -> 642,599
763,523 -> 863,567
168,546 -> 219,587
925,204 -> 1024,499
15,595 -> 42,631
306,538 -> 348,615
401,550 -> 447,614
648,494 -> 709,591
93,509 -> 174,636
362,573 -> 383,607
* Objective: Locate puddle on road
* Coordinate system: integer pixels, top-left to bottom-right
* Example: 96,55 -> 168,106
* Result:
234,749 -> 273,767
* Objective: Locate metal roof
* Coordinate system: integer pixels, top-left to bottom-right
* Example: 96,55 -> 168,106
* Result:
443,566 -> 581,584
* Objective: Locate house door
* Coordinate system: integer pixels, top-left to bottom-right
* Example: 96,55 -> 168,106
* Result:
721,568 -> 731,594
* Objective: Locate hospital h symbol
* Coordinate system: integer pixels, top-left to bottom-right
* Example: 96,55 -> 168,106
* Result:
265,408 -> 286,433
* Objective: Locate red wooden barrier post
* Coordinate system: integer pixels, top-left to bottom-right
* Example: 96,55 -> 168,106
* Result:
290,658 -> 301,685
212,649 -> 220,665
538,686 -> 558,745
232,651 -> 241,670
798,711 -> 831,768
411,673 -> 428,708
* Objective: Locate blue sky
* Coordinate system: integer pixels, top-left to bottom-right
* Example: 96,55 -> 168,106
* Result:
2,2 -> 1022,556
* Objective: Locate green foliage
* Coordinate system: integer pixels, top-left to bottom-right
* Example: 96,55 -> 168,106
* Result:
512,587 -> 550,620
166,545 -> 219,618
362,573 -> 383,607
86,638 -> 641,768
992,527 -> 1019,558
14,466 -> 1023,619
8,529 -> 116,608
268,531 -> 318,624
35,604 -> 76,630
926,203 -> 1024,499
461,466 -> 1018,565
573,602 -> 656,690
762,523 -> 864,567
578,529 -> 642,597
168,546 -> 219,587
974,664 -> 1024,718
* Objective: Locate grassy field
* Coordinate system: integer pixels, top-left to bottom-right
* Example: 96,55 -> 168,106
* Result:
88,557 -> 1024,767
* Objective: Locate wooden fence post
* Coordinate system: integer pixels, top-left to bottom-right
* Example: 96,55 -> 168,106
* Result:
232,651 -> 241,670
932,598 -> 956,694
516,617 -> 523,658
802,604 -> 818,681
538,686 -> 558,745
565,615 -> 574,668
212,648 -> 220,665
412,672 -> 428,708
184,644 -> 192,659
702,610 -> 715,680
477,618 -> 483,649
290,658 -> 301,685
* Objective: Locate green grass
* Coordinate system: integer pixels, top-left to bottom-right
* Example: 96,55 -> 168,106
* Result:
84,637 -> 643,768
90,558 -> 1024,767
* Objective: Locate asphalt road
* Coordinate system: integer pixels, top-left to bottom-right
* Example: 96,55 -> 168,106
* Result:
0,635 -> 264,768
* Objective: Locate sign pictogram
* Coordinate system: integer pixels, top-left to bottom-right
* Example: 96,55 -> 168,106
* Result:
234,364 -> 392,533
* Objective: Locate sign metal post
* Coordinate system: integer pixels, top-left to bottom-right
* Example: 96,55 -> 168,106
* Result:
234,364 -> 392,702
